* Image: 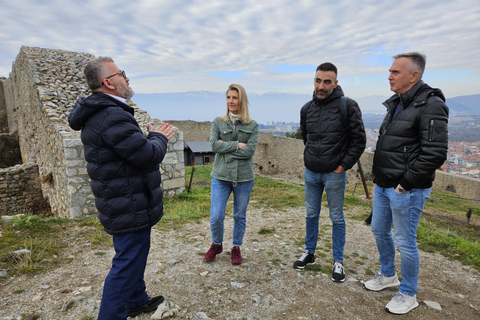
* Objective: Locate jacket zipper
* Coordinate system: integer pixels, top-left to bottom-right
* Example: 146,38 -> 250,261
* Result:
403,146 -> 409,169
428,119 -> 434,141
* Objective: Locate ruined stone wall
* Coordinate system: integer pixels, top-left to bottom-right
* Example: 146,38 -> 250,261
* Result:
168,120 -> 211,142
172,121 -> 479,200
0,133 -> 22,168
0,79 -> 8,133
0,163 -> 45,216
2,46 -> 184,218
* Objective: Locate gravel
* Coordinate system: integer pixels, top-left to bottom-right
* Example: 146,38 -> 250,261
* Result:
1,206 -> 480,320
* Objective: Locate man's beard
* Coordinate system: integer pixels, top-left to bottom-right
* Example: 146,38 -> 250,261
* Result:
125,87 -> 135,100
118,83 -> 135,100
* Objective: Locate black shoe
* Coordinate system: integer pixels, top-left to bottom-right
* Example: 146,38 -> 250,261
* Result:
332,261 -> 346,282
127,295 -> 164,317
293,251 -> 315,269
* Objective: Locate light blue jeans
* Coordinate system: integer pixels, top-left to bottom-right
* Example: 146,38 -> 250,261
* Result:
210,177 -> 254,247
371,186 -> 431,296
304,167 -> 346,262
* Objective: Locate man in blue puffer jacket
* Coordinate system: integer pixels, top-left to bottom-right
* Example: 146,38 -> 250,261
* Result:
69,56 -> 175,319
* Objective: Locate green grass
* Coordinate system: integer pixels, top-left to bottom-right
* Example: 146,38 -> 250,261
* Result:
0,215 -> 109,278
2,166 -> 480,280
258,227 -> 276,235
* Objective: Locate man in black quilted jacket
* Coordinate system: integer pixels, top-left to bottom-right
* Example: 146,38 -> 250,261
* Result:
364,52 -> 448,315
293,62 -> 366,283
69,57 -> 175,319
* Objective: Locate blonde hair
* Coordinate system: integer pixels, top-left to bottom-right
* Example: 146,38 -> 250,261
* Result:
220,84 -> 252,124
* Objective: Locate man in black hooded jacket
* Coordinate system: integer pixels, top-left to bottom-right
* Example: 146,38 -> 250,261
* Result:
293,62 -> 366,283
364,52 -> 449,315
69,56 -> 175,319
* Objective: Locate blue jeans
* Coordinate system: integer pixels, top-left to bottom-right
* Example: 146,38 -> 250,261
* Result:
210,177 -> 254,247
303,167 -> 346,262
98,228 -> 151,320
371,186 -> 431,296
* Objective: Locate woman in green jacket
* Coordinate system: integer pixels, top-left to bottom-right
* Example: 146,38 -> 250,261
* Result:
203,84 -> 259,265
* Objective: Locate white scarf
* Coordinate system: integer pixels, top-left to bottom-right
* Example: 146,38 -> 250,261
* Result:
229,112 -> 241,124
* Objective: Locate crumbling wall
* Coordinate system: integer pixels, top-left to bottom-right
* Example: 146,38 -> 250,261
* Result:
2,46 -> 185,218
0,163 -> 46,216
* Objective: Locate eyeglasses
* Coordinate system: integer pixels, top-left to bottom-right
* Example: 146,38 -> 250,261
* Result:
105,70 -> 127,80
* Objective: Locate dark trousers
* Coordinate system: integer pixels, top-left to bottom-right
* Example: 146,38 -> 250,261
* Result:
98,228 -> 151,320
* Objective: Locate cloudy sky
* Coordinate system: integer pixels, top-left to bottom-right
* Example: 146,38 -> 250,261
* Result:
1,0 -> 479,100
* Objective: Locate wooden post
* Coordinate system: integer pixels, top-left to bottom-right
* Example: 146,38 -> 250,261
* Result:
357,160 -> 370,199
187,166 -> 195,193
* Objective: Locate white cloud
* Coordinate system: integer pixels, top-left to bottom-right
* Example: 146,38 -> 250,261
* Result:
1,0 -> 479,98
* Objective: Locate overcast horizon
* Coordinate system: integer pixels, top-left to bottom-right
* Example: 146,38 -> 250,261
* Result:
1,0 -> 479,99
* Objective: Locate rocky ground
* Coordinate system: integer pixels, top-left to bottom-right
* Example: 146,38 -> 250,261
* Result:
1,205 -> 480,320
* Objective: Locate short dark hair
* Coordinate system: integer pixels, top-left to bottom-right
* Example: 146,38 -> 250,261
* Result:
316,62 -> 337,76
393,52 -> 426,79
84,56 -> 114,91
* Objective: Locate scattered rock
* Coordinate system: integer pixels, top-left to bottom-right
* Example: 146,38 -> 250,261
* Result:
192,312 -> 212,320
14,249 -> 31,255
424,300 -> 442,310
168,259 -> 181,266
150,300 -> 181,319
231,282 -> 246,288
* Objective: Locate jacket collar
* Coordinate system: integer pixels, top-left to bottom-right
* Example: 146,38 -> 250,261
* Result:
312,85 -> 344,105
384,80 -> 446,110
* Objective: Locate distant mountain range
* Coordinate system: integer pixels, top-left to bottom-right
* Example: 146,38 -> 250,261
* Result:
133,92 -> 480,124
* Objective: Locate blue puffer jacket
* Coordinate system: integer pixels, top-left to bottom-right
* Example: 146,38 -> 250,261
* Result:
68,93 -> 168,235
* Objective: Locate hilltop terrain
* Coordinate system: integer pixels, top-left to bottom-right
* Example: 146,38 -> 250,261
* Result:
1,205 -> 479,320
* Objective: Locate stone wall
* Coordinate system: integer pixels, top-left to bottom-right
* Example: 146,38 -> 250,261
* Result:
0,133 -> 22,168
172,120 -> 479,200
2,46 -> 184,218
0,163 -> 45,216
0,79 -> 8,133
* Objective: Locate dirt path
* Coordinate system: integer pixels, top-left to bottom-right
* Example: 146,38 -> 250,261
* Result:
1,206 -> 480,319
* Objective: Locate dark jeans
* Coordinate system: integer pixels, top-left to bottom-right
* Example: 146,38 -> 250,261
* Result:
98,228 -> 151,320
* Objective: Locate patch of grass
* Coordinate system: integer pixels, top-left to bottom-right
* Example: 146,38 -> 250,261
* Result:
417,216 -> 480,269
365,269 -> 375,276
251,177 -> 305,211
0,215 -> 108,278
316,252 -> 327,258
258,227 -> 275,235
305,263 -> 330,274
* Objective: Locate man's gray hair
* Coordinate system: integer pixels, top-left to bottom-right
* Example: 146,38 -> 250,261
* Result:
393,52 -> 426,80
84,56 -> 114,91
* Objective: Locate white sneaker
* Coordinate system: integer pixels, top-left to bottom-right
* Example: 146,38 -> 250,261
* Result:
385,292 -> 419,314
364,272 -> 400,291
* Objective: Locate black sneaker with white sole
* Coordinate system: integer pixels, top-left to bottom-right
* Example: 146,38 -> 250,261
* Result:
332,261 -> 346,282
293,251 -> 315,269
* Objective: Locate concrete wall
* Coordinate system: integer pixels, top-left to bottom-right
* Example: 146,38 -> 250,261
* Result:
2,46 -> 185,218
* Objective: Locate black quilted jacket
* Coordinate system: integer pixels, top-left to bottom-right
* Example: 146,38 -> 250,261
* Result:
372,81 -> 449,190
300,86 -> 366,173
68,93 -> 168,235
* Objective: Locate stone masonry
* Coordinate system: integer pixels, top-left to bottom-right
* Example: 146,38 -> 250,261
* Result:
2,46 -> 184,218
171,120 -> 480,201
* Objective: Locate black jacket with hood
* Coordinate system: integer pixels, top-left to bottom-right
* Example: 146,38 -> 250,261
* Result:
68,93 -> 168,235
372,80 -> 449,190
300,85 -> 366,173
